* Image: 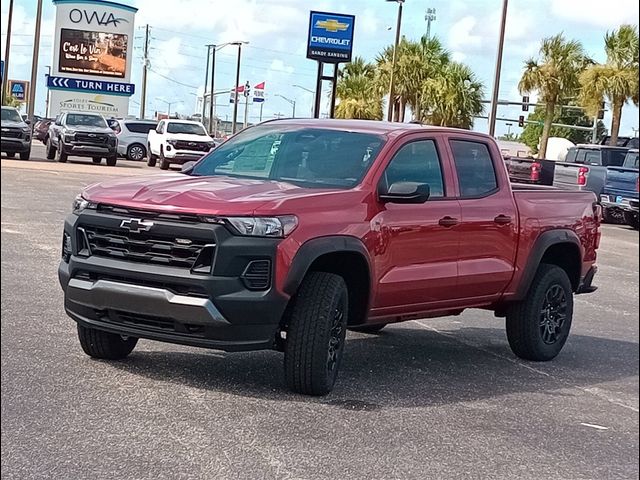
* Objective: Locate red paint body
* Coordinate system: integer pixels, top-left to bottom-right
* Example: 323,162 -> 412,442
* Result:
83,120 -> 600,323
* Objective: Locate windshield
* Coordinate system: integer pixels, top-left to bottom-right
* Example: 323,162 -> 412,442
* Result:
190,125 -> 385,188
167,122 -> 207,135
623,152 -> 639,169
66,114 -> 108,128
1,108 -> 22,123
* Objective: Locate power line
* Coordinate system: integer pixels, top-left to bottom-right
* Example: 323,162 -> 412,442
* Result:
148,68 -> 199,89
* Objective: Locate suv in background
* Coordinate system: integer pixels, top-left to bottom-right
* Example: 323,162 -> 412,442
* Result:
46,112 -> 118,166
147,119 -> 215,170
114,119 -> 158,161
1,106 -> 32,160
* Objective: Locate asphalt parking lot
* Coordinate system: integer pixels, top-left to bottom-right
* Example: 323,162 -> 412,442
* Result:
1,150 -> 638,480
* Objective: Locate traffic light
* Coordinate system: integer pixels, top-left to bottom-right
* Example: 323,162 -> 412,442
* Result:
518,115 -> 525,127
597,101 -> 605,120
522,95 -> 530,112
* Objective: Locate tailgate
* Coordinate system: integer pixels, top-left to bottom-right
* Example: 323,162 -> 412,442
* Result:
553,162 -> 581,189
505,158 -> 535,183
603,167 -> 639,198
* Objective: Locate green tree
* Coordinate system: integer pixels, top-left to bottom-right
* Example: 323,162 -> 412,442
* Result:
579,25 -> 639,146
376,36 -> 450,122
421,62 -> 484,129
520,105 -> 607,153
519,34 -> 589,158
335,57 -> 383,120
1,95 -> 21,108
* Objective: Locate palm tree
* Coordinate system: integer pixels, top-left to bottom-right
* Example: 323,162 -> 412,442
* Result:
376,36 -> 449,122
422,62 -> 485,129
579,25 -> 639,146
335,57 -> 383,120
519,34 -> 588,158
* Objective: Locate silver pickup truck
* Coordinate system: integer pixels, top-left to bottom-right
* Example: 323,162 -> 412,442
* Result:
553,144 -> 629,195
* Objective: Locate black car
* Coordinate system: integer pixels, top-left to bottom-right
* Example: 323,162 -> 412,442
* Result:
46,112 -> 118,166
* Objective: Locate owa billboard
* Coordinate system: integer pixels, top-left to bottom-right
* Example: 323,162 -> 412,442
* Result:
307,11 -> 355,63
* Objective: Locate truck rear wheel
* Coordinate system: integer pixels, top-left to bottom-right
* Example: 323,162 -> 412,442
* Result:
284,272 -> 348,396
77,324 -> 138,360
506,264 -> 573,361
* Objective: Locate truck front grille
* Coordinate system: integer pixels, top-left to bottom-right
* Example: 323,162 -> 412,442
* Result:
75,133 -> 108,144
81,225 -> 209,268
173,140 -> 210,152
1,128 -> 22,139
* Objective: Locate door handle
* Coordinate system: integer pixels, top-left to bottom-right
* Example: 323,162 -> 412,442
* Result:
438,216 -> 459,227
494,214 -> 512,225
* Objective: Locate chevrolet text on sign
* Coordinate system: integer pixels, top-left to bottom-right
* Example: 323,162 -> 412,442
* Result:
307,11 -> 355,63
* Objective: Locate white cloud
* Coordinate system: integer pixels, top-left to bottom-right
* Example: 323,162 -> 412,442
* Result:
551,0 -> 639,28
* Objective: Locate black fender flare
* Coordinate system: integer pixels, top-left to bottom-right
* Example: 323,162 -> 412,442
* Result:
283,235 -> 372,296
515,229 -> 582,299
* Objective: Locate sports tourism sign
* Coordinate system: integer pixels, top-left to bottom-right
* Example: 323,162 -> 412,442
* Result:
49,0 -> 137,117
306,11 -> 355,63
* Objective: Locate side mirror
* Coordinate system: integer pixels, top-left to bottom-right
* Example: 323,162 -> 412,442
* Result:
379,182 -> 430,204
25,119 -> 31,125
181,161 -> 196,173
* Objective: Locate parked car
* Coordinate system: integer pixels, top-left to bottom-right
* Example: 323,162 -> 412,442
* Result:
600,136 -> 640,149
1,106 -> 32,160
504,155 -> 555,185
600,149 -> 639,223
147,119 -> 215,170
113,119 -> 158,161
553,144 -> 629,196
46,111 -> 118,165
59,119 -> 601,395
33,118 -> 54,144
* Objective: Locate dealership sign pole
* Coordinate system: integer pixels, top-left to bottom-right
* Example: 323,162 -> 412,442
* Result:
49,0 -> 138,117
306,11 -> 355,118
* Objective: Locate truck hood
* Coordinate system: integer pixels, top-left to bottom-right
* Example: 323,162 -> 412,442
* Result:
1,120 -> 27,129
67,125 -> 113,134
83,173 -> 339,216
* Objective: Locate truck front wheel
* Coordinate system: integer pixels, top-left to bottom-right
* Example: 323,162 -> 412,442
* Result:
77,324 -> 138,360
506,264 -> 573,361
159,148 -> 170,170
147,145 -> 157,167
284,272 -> 348,396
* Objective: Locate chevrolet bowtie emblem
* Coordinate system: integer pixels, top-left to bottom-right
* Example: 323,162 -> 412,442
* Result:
315,19 -> 349,32
120,218 -> 154,233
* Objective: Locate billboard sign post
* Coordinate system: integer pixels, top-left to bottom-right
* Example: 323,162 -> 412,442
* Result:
49,0 -> 137,117
306,11 -> 355,118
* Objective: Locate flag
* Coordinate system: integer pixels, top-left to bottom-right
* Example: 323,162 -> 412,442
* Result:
253,81 -> 265,103
229,84 -> 245,104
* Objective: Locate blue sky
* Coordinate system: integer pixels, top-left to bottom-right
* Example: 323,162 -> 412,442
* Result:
2,0 -> 639,137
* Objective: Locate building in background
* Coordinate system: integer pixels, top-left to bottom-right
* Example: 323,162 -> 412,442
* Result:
47,0 -> 137,117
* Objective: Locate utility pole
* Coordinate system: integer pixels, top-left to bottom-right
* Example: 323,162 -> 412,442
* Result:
425,8 -> 436,40
208,47 -> 216,134
27,0 -> 44,122
140,24 -> 150,119
243,81 -> 250,130
201,45 -> 212,123
2,0 -> 14,106
386,0 -> 404,122
591,116 -> 598,144
488,0 -> 508,137
231,43 -> 243,134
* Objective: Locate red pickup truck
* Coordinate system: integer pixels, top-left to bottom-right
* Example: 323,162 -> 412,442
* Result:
59,119 -> 601,395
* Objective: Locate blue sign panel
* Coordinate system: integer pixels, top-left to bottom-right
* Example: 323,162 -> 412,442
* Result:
47,75 -> 135,96
307,11 -> 355,63
9,80 -> 28,101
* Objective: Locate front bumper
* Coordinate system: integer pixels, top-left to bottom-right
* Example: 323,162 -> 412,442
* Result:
1,137 -> 31,152
600,194 -> 638,211
62,141 -> 117,157
58,212 -> 289,351
163,149 -> 207,163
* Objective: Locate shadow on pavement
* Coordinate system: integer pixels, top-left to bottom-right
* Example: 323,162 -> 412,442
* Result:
106,326 -> 639,410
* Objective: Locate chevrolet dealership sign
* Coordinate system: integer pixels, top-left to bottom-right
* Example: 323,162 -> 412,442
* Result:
307,11 -> 355,63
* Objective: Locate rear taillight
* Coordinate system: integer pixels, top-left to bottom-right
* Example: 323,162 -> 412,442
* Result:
530,162 -> 541,182
577,166 -> 589,186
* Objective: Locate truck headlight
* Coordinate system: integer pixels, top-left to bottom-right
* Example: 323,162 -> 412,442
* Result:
205,215 -> 298,238
64,133 -> 75,142
72,194 -> 97,214
22,126 -> 31,134
167,139 -> 179,146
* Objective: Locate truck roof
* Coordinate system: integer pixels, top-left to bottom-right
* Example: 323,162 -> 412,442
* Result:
260,118 -> 493,139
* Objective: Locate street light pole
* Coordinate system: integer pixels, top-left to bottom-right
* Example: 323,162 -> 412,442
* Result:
276,94 -> 296,118
2,0 -> 14,106
506,122 -> 512,135
293,85 -> 314,116
386,0 -> 404,122
27,0 -> 44,122
45,65 -> 51,117
488,0 -> 508,137
425,8 -> 436,40
208,46 -> 217,134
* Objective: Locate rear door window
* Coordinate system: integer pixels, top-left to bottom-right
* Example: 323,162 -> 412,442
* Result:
450,140 -> 498,198
575,149 -> 588,164
564,149 -> 577,163
584,150 -> 601,165
125,122 -> 157,134
603,150 -> 626,167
